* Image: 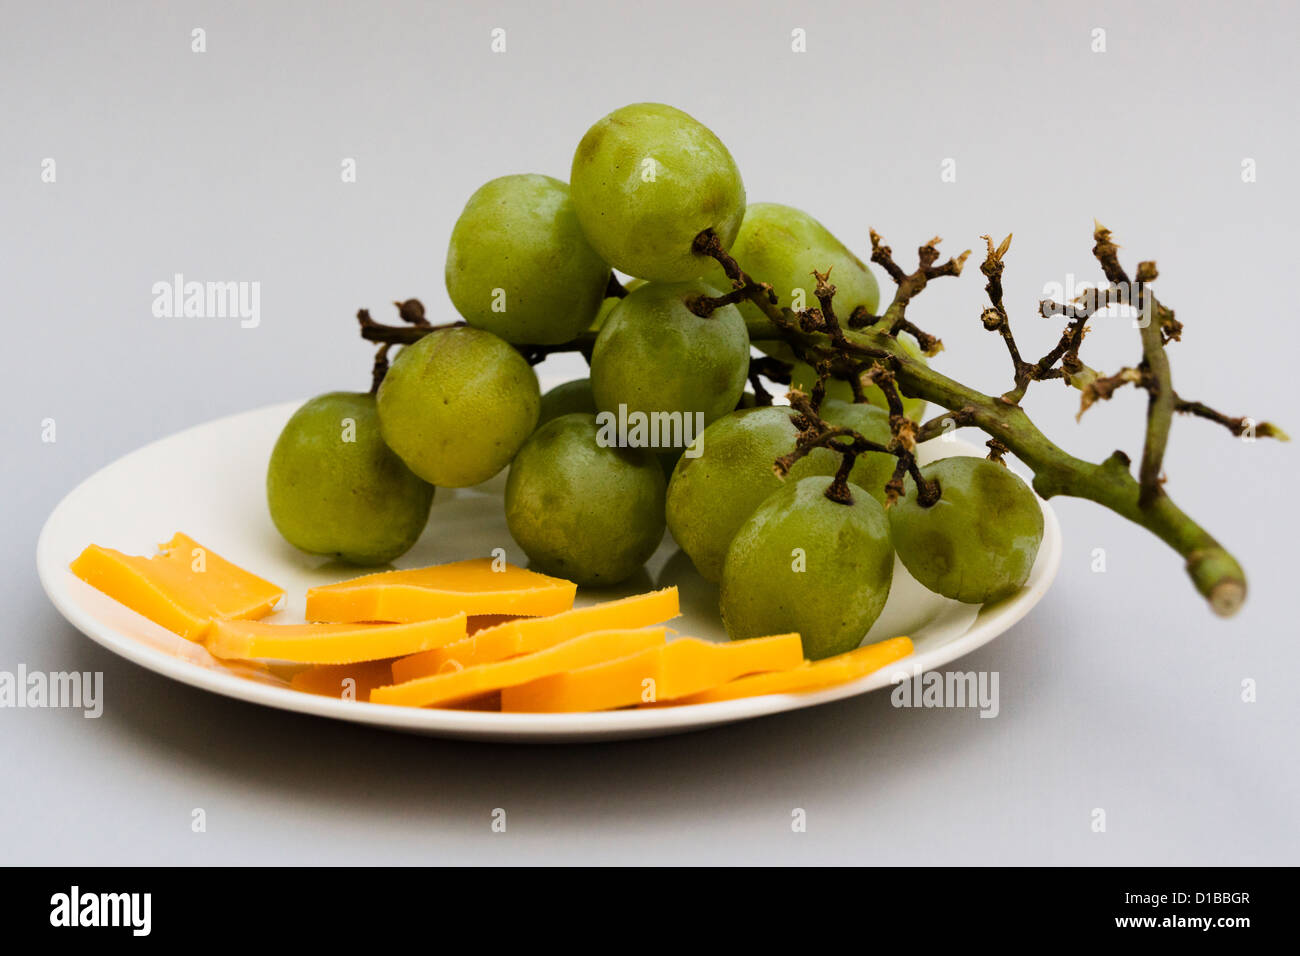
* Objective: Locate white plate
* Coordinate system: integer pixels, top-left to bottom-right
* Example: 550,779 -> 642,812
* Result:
36,399 -> 1061,743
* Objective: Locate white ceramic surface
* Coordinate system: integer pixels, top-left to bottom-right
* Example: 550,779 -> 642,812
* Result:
36,400 -> 1061,743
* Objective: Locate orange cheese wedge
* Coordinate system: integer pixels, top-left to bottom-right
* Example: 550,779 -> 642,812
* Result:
391,587 -> 679,683
662,636 -> 914,706
501,634 -> 805,713
304,559 -> 576,623
206,614 -> 467,664
70,533 -> 284,640
371,628 -> 668,708
289,659 -> 396,701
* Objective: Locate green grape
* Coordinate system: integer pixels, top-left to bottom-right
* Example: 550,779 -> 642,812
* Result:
570,103 -> 746,282
709,202 -> 880,326
666,406 -> 841,583
445,174 -> 609,345
889,456 -> 1044,604
590,280 -> 749,449
720,476 -> 895,660
538,378 -> 596,426
505,413 -> 666,587
735,391 -> 759,409
757,333 -> 929,421
266,392 -> 434,565
818,399 -> 899,504
376,326 -> 539,487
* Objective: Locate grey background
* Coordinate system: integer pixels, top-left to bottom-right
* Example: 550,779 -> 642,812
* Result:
3,0 -> 1297,864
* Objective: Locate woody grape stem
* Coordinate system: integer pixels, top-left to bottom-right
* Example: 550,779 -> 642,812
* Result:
701,226 -> 1284,616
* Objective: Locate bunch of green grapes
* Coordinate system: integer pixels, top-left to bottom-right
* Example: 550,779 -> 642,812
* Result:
265,100 -> 1043,655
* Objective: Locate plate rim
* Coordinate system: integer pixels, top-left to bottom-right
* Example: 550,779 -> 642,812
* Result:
35,400 -> 1062,742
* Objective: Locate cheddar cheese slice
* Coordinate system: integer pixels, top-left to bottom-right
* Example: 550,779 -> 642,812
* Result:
70,533 -> 284,641
304,559 -> 576,623
371,628 -> 668,708
501,634 -> 805,713
391,587 -> 679,683
662,636 -> 914,705
206,614 -> 467,664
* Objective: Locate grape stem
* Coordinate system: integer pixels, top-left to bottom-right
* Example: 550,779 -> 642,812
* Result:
356,303 -> 597,372
694,226 -> 1288,617
368,343 -> 391,395
779,391 -> 939,508
357,306 -> 465,345
685,287 -> 752,317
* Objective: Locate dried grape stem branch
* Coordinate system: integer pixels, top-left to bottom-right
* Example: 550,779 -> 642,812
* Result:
357,305 -> 463,345
356,303 -> 595,370
777,390 -> 939,507
696,226 -> 1287,617
696,228 -> 955,496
